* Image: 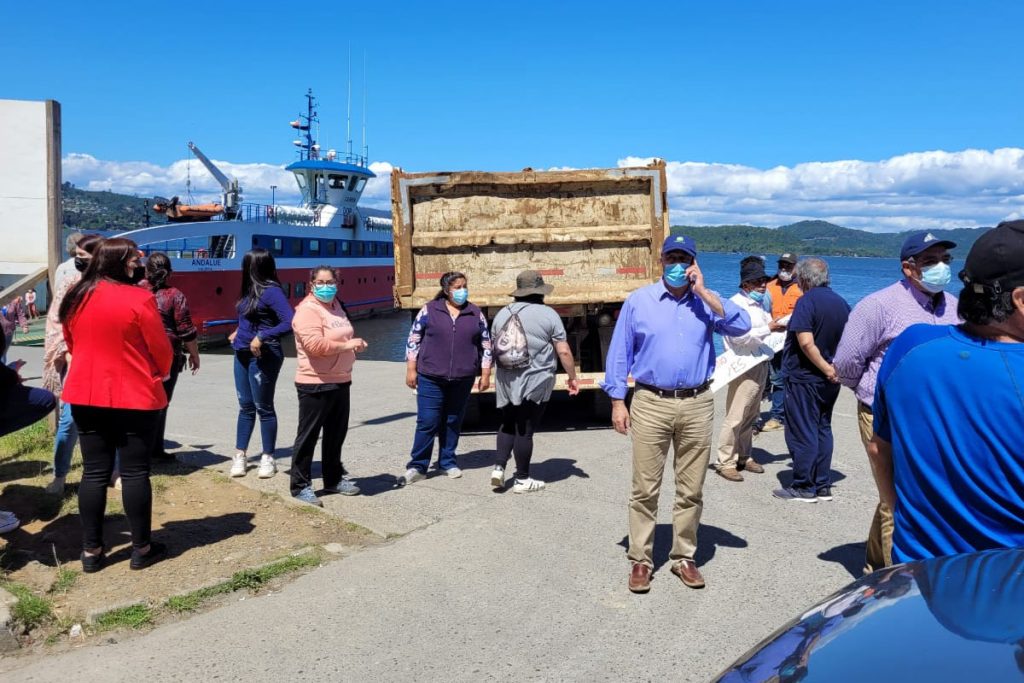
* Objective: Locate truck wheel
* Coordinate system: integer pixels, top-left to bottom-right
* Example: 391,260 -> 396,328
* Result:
591,390 -> 613,423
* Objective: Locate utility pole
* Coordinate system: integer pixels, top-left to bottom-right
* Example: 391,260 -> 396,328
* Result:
271,185 -> 277,206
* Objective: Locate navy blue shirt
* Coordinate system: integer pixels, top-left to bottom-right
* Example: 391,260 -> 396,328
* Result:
782,286 -> 850,384
874,324 -> 1024,563
233,284 -> 294,350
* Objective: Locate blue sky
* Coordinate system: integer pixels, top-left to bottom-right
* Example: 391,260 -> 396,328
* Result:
4,1 -> 1024,231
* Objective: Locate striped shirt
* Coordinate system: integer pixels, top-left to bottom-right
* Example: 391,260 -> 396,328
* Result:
834,279 -> 960,406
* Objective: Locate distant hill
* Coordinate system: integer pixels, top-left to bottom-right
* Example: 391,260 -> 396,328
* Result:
674,220 -> 988,258
62,183 -> 166,231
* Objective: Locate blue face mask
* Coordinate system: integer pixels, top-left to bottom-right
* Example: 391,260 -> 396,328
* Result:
664,263 -> 689,288
748,290 -> 765,304
313,284 -> 337,302
918,262 -> 951,293
451,288 -> 469,305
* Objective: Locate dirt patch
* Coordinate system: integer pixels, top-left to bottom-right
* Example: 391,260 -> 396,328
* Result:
0,423 -> 377,649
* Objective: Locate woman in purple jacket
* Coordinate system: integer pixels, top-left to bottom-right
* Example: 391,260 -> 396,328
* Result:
228,249 -> 294,479
400,272 -> 492,484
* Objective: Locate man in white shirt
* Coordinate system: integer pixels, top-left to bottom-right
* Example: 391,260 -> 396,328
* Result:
715,258 -> 786,481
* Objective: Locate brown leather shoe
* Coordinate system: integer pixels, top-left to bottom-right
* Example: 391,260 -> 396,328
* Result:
628,563 -> 651,593
717,467 -> 743,482
740,459 -> 764,474
670,559 -> 706,589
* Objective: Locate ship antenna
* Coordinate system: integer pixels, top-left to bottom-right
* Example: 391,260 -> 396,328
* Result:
346,45 -> 353,160
362,50 -> 368,164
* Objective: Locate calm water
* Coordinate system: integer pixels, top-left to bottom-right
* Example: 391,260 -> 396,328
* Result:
354,253 -> 904,362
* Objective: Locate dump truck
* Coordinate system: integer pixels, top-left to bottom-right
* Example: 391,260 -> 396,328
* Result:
390,161 -> 669,414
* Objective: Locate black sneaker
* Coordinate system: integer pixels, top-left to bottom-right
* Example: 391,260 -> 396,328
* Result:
130,541 -> 167,570
81,550 -> 105,573
816,487 -> 834,501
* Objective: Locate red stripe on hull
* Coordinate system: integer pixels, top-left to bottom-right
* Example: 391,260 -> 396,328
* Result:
171,265 -> 395,336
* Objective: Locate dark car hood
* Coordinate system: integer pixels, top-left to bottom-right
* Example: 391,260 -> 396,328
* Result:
713,548 -> 1024,682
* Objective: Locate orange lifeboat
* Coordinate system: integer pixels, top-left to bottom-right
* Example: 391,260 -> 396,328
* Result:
153,196 -> 225,223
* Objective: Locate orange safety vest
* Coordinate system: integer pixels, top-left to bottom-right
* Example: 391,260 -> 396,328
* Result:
766,278 -> 804,319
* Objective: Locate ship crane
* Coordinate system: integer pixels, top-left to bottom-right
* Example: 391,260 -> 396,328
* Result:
187,141 -> 242,219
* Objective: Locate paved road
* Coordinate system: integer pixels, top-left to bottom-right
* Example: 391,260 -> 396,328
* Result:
2,345 -> 877,682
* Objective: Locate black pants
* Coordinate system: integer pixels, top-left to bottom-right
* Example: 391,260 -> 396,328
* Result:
290,383 -> 350,495
153,362 -> 181,457
72,405 -> 159,550
495,400 -> 547,480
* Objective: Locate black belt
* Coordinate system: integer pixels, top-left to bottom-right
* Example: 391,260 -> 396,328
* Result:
636,381 -> 711,399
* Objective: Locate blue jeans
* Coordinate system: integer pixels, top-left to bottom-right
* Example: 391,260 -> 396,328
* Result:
53,401 -> 79,478
234,346 -> 284,454
0,385 -> 56,438
768,353 -> 786,423
406,374 -> 475,473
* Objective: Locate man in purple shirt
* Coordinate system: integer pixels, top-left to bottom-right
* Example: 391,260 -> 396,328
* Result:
602,234 -> 751,593
834,231 -> 959,573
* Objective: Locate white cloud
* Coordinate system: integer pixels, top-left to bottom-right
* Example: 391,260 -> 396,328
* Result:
61,153 -> 396,209
63,147 -> 1024,232
620,148 -> 1024,230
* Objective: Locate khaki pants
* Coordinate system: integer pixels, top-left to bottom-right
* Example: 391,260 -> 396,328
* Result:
858,401 -> 893,573
628,388 -> 714,568
715,363 -> 770,470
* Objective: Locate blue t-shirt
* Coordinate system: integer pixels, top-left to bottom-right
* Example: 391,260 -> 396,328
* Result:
874,324 -> 1024,563
782,286 -> 850,384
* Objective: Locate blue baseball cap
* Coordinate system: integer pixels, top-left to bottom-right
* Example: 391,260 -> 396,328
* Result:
662,234 -> 697,257
900,231 -> 957,260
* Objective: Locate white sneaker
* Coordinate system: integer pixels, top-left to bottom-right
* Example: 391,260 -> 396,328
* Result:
401,468 -> 424,486
45,477 -> 66,496
257,454 -> 277,479
444,467 -> 463,479
513,478 -> 546,494
490,467 -> 504,489
230,453 -> 247,477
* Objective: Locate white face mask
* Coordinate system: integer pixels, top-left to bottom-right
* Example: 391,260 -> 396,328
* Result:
778,270 -> 793,282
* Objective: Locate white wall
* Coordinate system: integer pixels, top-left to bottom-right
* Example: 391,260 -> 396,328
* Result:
0,99 -> 61,277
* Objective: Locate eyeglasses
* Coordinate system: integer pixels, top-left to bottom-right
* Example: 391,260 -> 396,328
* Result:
313,280 -> 336,286
910,254 -> 954,267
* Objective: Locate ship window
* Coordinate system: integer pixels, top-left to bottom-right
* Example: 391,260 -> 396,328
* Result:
282,283 -> 291,298
326,240 -> 337,256
367,242 -> 376,256
295,282 -> 306,298
272,238 -> 283,255
328,174 -> 348,189
309,239 -> 320,255
355,242 -> 364,256
341,241 -> 351,254
290,239 -> 303,256
355,178 -> 367,192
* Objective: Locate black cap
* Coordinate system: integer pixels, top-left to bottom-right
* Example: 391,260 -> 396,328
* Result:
740,259 -> 767,284
778,253 -> 797,264
960,221 -> 1024,294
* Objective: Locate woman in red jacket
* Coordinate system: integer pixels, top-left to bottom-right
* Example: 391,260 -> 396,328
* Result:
59,238 -> 173,573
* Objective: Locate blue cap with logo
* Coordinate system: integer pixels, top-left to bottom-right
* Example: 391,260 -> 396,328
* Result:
900,231 -> 957,260
662,234 -> 697,257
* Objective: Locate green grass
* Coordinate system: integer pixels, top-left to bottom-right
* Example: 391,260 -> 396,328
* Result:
0,421 -> 51,461
165,551 -> 322,613
92,603 -> 153,631
3,582 -> 54,630
48,567 -> 78,594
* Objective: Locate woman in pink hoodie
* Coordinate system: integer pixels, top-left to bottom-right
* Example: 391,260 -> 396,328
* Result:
289,266 -> 368,506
